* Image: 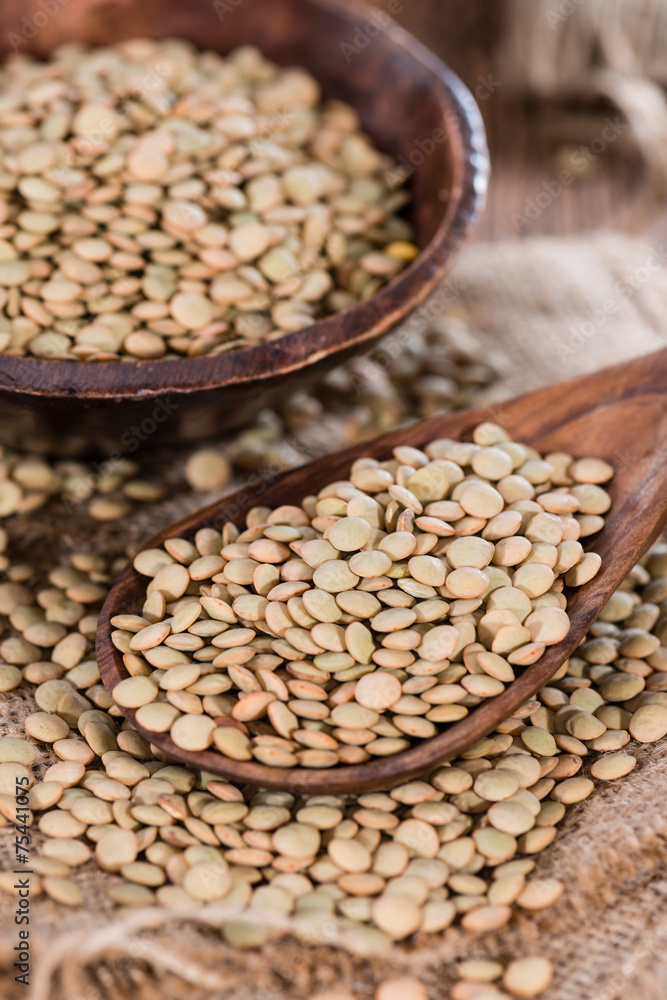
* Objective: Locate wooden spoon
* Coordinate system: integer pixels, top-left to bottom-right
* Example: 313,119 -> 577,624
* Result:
97,348 -> 667,794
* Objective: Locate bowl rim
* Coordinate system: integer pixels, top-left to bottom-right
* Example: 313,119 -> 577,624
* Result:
0,0 -> 489,400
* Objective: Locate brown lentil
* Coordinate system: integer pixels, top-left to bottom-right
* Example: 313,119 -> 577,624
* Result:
120,425 -> 610,768
0,42 -> 416,361
5,423 -> 667,979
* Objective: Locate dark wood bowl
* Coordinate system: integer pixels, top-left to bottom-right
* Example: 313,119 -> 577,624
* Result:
0,0 -> 488,456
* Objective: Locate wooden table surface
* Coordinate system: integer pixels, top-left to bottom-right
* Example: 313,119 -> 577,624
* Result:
370,0 -> 667,244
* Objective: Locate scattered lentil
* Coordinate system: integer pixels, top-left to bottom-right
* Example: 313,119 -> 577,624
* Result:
502,957 -> 554,998
376,977 -> 428,1000
3,416 -> 667,983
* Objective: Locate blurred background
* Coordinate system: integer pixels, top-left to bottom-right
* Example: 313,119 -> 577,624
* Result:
369,0 -> 667,242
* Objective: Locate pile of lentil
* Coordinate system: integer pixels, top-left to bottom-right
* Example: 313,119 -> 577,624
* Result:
0,39 -> 416,361
1,454 -> 667,998
114,423 -> 611,768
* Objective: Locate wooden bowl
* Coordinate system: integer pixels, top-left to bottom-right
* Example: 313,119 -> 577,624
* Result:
0,0 -> 488,456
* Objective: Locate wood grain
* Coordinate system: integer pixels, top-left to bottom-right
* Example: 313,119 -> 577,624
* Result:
375,0 -> 664,244
97,347 -> 667,793
0,0 -> 488,455
367,0 -> 504,84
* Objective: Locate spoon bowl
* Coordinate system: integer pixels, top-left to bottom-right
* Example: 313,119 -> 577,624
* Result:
97,348 -> 667,793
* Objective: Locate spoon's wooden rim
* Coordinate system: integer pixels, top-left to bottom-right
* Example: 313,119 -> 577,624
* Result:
97,348 -> 667,793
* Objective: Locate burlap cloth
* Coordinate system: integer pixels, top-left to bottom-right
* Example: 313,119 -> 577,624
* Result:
499,0 -> 667,195
2,231 -> 667,1000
